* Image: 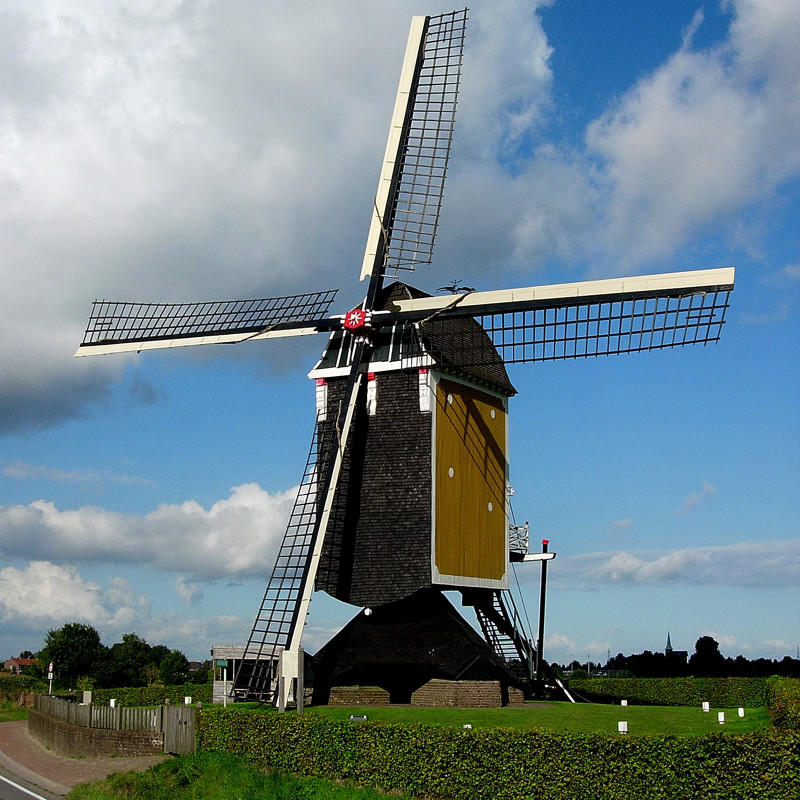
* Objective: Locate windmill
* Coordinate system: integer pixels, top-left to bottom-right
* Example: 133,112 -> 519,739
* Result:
76,9 -> 734,705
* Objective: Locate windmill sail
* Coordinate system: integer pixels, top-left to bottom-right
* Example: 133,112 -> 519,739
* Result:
75,291 -> 339,356
235,10 -> 470,703
360,9 -> 467,282
385,267 -> 734,368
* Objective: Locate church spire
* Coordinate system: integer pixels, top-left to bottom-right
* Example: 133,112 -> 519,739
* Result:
666,631 -> 673,654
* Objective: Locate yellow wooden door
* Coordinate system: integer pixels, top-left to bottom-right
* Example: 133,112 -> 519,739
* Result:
433,377 -> 508,586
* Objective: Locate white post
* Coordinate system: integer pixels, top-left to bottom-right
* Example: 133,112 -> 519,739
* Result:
738,707 -> 745,718
618,721 -> 628,734
278,676 -> 286,713
718,711 -> 725,725
223,666 -> 227,708
296,648 -> 305,715
278,648 -> 300,710
702,701 -> 710,712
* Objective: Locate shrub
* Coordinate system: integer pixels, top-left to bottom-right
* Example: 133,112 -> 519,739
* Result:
88,682 -> 212,706
0,675 -> 42,703
196,707 -> 800,800
568,677 -> 771,707
767,677 -> 800,730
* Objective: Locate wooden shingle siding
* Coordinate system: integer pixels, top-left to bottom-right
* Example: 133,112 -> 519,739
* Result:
316,372 -> 433,606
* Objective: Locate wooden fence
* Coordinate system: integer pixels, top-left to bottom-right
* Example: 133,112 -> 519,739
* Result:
32,694 -> 196,753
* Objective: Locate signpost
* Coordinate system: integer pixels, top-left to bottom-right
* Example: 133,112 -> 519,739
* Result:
47,661 -> 54,695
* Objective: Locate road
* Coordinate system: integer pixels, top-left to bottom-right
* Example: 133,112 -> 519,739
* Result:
0,772 -> 57,800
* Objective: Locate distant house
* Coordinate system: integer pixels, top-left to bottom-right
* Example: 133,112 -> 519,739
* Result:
665,633 -> 688,663
4,657 -> 38,674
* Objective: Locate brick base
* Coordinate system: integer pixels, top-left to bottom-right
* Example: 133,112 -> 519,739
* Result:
411,679 -> 522,707
28,710 -> 164,757
328,686 -> 391,705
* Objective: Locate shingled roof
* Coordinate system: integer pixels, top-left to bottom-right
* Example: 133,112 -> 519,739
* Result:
378,282 -> 516,396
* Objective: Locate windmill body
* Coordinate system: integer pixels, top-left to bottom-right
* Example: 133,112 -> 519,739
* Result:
76,9 -> 735,705
311,282 -> 514,608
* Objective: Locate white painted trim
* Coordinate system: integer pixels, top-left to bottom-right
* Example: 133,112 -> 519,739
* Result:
391,268 -> 736,314
315,380 -> 328,421
360,16 -> 427,281
429,370 -> 439,584
519,552 -> 556,562
308,354 -> 434,381
418,369 -> 433,412
366,375 -> 377,416
432,571 -> 508,590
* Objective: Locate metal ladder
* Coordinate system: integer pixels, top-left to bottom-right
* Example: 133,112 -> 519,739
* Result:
473,589 -> 537,688
233,417 -> 333,702
473,590 -> 577,702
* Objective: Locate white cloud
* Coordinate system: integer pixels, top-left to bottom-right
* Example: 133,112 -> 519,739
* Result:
175,577 -> 203,607
584,0 -> 800,268
0,561 -> 149,631
0,1 -> 424,432
781,264 -> 800,281
677,481 -> 717,514
547,538 -> 800,589
0,558 -> 259,658
2,460 -> 154,488
0,482 -> 296,580
698,630 -> 738,651
609,518 -> 634,531
135,613 -> 249,660
545,631 -> 574,651
763,638 -> 793,652
457,1 -> 554,159
3,0 -> 797,434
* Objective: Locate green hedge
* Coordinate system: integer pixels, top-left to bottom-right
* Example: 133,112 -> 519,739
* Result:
768,678 -> 800,730
88,682 -> 212,706
0,675 -> 42,703
197,708 -> 800,800
568,677 -> 772,707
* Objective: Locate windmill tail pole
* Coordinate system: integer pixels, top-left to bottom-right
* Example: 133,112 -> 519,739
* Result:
536,539 -> 550,690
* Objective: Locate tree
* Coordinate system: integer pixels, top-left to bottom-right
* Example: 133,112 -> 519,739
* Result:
39,622 -> 106,683
689,636 -> 726,677
150,644 -> 170,666
189,660 -> 212,685
159,649 -> 189,685
105,633 -> 153,687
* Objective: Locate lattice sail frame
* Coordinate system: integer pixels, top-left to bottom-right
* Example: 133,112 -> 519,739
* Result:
77,291 -> 338,356
379,268 -> 734,368
425,285 -> 731,368
360,9 -> 467,281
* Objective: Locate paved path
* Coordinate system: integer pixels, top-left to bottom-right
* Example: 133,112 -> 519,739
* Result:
0,719 -> 168,798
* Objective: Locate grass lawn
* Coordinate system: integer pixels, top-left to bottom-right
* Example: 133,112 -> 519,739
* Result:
302,701 -> 771,737
66,751 -> 412,800
0,702 -> 28,723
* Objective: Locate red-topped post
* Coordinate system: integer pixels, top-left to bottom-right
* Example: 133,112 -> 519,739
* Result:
536,539 -> 550,689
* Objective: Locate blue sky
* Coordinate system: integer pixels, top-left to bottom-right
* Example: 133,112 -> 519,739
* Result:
0,0 -> 798,666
